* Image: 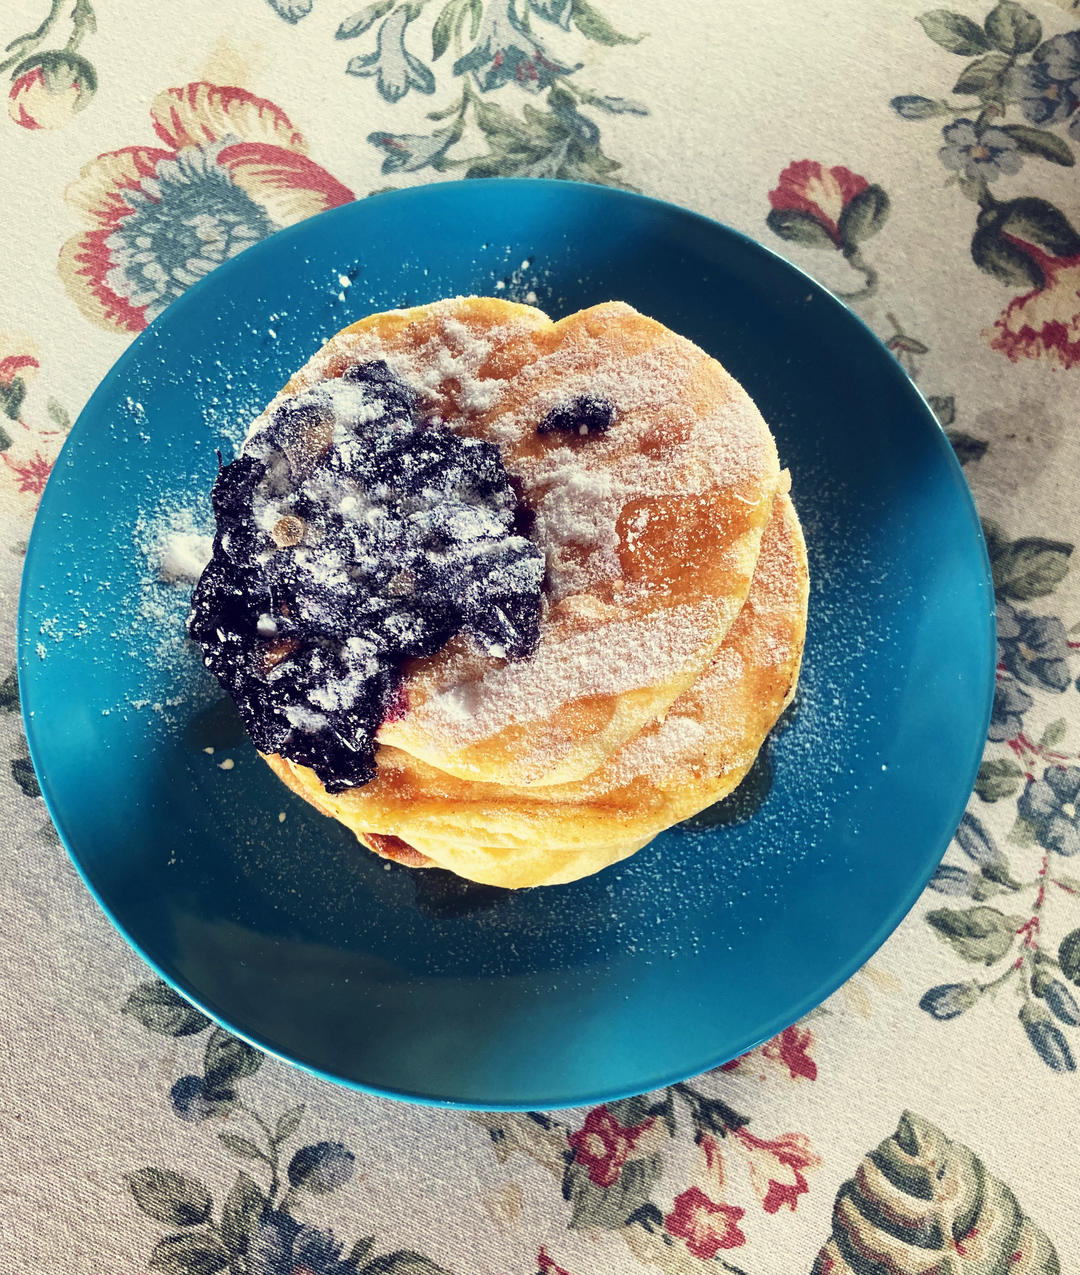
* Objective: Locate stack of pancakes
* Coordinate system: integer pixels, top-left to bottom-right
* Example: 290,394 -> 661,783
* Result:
258,298 -> 808,888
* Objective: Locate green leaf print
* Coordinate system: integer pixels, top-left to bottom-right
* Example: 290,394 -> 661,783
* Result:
766,208 -> 838,248
569,0 -> 640,45
431,0 -> 478,59
203,1027 -> 263,1085
0,378 -> 26,422
10,756 -> 40,799
926,905 -> 1022,963
928,394 -> 956,426
838,185 -> 890,246
148,1231 -> 229,1275
220,1172 -> 265,1255
812,1111 -> 1061,1273
999,197 -> 1080,251
975,756 -> 1025,802
1019,1002 -> 1075,1071
122,981 -> 211,1037
350,1238 -> 377,1267
0,670 -> 19,712
997,127 -> 1075,166
46,397 -> 71,430
125,1169 -> 212,1227
274,1103 -> 306,1146
952,49 -> 1010,94
361,1256 -> 455,1275
361,1254 -> 455,1275
567,1155 -> 663,1229
984,0 -> 1042,54
983,521 -> 1075,600
972,225 -> 1045,289
218,1133 -> 268,1163
947,430 -> 988,464
915,10 -> 991,55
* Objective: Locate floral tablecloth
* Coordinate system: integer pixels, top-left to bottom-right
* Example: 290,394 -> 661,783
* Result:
3,0 -> 1080,1271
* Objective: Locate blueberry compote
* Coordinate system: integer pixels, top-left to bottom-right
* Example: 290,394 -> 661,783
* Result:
537,394 -> 615,437
189,360 -> 544,792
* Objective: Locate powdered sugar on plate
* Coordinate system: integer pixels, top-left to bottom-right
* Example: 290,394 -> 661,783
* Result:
131,499 -> 213,696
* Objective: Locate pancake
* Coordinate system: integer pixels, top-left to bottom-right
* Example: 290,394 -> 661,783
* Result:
265,492 -> 808,888
259,297 -> 782,786
355,830 -> 655,889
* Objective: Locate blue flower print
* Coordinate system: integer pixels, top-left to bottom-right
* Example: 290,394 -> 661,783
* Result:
347,6 -> 435,103
1039,29 -> 1080,82
988,676 -> 1033,742
454,0 -> 581,93
59,81 -> 354,336
104,143 -> 275,324
169,1074 -> 233,1122
1009,30 -> 1080,128
997,596 -> 1021,654
1009,62 -> 1079,125
997,601 -> 1073,693
249,1212 -> 354,1275
1018,765 -> 1080,857
939,120 -> 1023,181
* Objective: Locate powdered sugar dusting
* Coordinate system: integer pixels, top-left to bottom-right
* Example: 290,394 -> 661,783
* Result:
609,711 -> 710,783
157,531 -> 213,584
482,327 -> 776,603
416,597 -> 723,744
133,500 -> 214,671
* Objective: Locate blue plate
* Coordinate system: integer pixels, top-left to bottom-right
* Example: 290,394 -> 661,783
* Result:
18,179 -> 995,1109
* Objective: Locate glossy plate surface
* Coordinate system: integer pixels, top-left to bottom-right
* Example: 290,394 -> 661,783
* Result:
19,179 -> 995,1109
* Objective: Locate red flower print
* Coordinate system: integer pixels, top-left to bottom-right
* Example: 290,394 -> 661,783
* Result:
768,160 -> 869,245
0,332 -> 67,510
665,1187 -> 746,1258
8,53 -> 95,131
697,1132 -> 725,1186
732,1127 -> 821,1214
987,245 -> 1080,370
3,451 -> 54,496
536,1247 -> 573,1275
761,1024 -> 818,1081
567,1105 -> 654,1188
0,355 -> 39,384
717,1024 -> 818,1080
59,82 -> 354,334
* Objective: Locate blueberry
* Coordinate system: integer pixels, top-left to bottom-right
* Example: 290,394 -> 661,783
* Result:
189,362 -> 543,792
341,358 -> 397,388
266,397 -> 332,449
210,453 -> 265,524
342,359 -> 416,416
537,394 -> 615,437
